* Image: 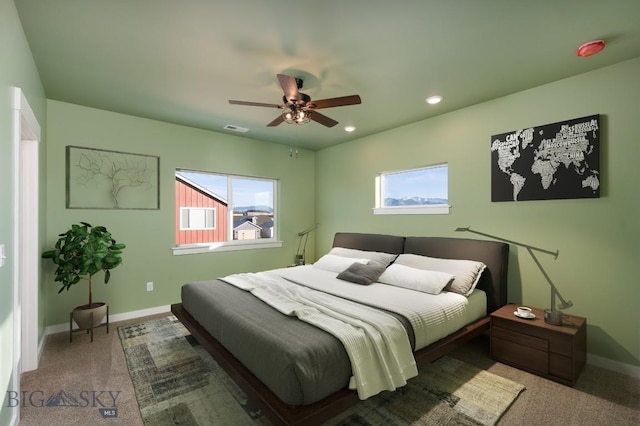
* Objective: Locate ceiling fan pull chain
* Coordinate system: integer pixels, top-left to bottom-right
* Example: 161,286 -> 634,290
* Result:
289,146 -> 299,159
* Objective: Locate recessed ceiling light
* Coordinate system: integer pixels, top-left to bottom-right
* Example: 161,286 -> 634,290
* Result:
426,95 -> 443,105
344,125 -> 356,132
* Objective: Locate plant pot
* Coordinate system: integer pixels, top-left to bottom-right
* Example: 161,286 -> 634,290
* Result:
73,302 -> 107,330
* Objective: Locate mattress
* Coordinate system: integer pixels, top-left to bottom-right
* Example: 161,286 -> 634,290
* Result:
274,265 -> 486,350
181,266 -> 486,406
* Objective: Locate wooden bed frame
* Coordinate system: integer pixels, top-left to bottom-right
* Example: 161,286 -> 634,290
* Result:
171,232 -> 509,425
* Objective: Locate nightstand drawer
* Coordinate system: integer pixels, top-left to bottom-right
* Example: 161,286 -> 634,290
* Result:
492,317 -> 538,336
492,336 -> 548,375
548,336 -> 572,357
492,327 -> 548,352
549,353 -> 573,380
494,318 -> 573,357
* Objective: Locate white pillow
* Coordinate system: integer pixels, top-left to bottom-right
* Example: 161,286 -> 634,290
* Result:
394,253 -> 486,296
329,247 -> 398,267
378,264 -> 454,295
313,254 -> 369,273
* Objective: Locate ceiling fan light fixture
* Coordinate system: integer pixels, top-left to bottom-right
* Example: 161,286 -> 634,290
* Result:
283,107 -> 311,124
344,125 -> 356,132
426,95 -> 443,105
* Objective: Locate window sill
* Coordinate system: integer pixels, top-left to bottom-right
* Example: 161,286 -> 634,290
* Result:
373,205 -> 451,215
172,239 -> 283,255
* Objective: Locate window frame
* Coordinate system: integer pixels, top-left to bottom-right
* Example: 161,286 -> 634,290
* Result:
173,169 -> 281,255
373,163 -> 450,215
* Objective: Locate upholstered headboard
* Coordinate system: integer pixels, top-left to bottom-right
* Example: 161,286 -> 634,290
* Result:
332,232 -> 405,255
332,232 -> 509,313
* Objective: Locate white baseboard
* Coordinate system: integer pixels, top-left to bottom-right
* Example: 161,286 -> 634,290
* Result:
45,305 -> 172,336
587,353 -> 640,379
42,304 -> 640,380
37,333 -> 46,362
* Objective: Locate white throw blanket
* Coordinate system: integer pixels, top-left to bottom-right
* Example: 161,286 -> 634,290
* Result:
221,271 -> 418,400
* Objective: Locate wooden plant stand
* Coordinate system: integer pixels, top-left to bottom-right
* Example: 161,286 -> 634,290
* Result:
69,305 -> 109,342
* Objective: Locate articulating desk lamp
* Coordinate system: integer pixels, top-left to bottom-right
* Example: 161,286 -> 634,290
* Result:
455,226 -> 573,325
295,224 -> 319,265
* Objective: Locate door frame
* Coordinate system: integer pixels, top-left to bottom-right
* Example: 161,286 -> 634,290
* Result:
12,87 -> 41,382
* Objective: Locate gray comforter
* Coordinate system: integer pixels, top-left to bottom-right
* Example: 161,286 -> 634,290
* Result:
181,279 -> 413,405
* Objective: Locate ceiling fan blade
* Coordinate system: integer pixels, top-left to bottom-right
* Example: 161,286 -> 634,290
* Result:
277,74 -> 300,102
229,100 -> 283,109
309,95 -> 361,110
309,111 -> 338,127
267,115 -> 285,127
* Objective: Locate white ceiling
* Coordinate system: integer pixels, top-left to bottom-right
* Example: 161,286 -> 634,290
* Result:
15,0 -> 640,150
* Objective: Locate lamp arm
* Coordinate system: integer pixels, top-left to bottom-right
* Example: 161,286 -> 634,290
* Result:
296,234 -> 304,256
298,223 -> 319,236
456,227 -> 558,258
526,248 -> 573,310
302,232 -> 310,258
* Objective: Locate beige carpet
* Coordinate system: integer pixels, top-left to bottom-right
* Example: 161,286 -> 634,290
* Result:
19,313 -> 640,426
119,316 -> 524,425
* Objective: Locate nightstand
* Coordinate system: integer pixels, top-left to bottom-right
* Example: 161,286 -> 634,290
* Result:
490,303 -> 586,386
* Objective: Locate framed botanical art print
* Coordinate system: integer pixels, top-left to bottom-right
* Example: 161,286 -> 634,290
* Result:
66,146 -> 160,209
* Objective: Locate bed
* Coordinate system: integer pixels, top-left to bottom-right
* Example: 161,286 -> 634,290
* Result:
171,232 -> 509,425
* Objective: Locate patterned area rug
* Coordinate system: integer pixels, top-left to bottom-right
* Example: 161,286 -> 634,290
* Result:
119,316 -> 525,425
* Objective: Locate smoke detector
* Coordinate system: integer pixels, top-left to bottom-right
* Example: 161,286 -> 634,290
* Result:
577,40 -> 605,58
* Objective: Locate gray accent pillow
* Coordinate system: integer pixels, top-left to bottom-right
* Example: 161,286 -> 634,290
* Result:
337,262 -> 386,285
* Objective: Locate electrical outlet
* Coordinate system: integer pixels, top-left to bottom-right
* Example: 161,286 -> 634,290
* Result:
146,281 -> 154,292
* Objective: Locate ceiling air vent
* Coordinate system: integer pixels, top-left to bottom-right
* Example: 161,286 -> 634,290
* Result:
224,124 -> 249,133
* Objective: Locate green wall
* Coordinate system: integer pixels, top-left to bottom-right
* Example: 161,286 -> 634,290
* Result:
0,0 -> 47,424
316,57 -> 640,367
44,101 -> 316,325
44,58 -> 640,369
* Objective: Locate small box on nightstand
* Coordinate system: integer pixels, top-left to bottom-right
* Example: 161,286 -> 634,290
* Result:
490,303 -> 586,386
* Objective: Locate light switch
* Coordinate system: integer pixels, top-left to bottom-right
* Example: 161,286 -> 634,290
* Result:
0,244 -> 5,268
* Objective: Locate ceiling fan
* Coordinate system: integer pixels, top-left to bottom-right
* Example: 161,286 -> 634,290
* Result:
229,74 -> 361,128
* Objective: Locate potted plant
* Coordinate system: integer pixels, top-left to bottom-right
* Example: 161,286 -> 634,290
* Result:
42,222 -> 126,331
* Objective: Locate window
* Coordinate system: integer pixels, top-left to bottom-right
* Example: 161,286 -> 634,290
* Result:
180,207 -> 216,230
374,164 -> 450,215
174,169 -> 280,254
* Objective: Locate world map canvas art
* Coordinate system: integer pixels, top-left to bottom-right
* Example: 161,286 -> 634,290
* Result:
491,114 -> 600,202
